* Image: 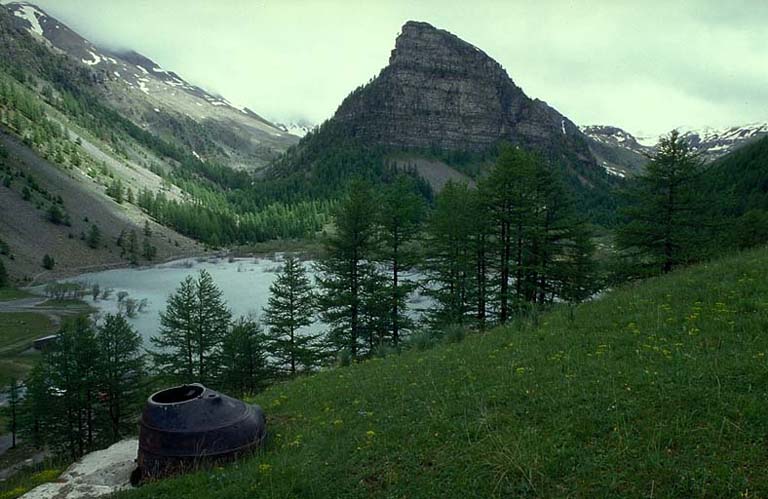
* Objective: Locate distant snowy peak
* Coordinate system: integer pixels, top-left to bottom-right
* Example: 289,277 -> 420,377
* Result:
275,122 -> 316,138
582,123 -> 768,166
676,123 -> 768,160
580,125 -> 652,156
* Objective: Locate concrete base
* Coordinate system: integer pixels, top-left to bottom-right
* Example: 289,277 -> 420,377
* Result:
22,439 -> 137,499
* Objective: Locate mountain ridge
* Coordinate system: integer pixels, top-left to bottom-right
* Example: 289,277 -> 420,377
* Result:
581,122 -> 768,168
5,1 -> 298,170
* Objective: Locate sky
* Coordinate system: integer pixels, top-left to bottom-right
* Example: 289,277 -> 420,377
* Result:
13,0 -> 768,137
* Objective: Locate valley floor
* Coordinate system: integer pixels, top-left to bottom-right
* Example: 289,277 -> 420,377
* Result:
108,247 -> 768,498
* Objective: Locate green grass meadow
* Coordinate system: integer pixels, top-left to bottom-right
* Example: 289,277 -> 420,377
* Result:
113,247 -> 768,496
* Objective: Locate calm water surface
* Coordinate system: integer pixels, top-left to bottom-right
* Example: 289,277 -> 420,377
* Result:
56,255 -> 428,343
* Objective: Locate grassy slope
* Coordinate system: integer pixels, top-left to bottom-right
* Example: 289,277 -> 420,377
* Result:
121,248 -> 768,498
0,311 -> 54,381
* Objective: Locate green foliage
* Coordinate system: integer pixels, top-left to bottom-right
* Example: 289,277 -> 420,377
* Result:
375,177 -> 424,344
220,318 -> 271,397
423,181 -> 479,327
151,270 -> 232,385
95,313 -> 144,442
41,254 -> 54,270
35,317 -> 99,458
141,238 -> 157,261
263,256 -> 320,375
315,180 -> 382,361
137,188 -> 332,246
3,377 -> 20,449
617,131 -> 709,274
46,203 -> 69,226
18,314 -> 145,457
0,258 -> 8,287
126,230 -> 139,265
119,247 -> 768,498
105,178 -> 124,204
734,209 -> 768,250
86,223 -> 100,249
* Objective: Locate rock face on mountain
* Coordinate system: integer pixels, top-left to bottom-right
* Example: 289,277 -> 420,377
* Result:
332,21 -> 598,176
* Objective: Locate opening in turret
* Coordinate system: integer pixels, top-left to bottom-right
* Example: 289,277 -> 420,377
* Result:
151,385 -> 203,404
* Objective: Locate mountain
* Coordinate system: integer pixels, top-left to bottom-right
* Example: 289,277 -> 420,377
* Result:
677,123 -> 768,162
703,135 -> 768,216
272,21 -> 618,222
580,123 -> 768,174
275,121 -> 316,138
0,3 -> 215,282
5,1 -> 298,170
579,125 -> 652,177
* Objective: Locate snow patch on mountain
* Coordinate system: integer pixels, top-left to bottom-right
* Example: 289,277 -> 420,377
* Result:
12,3 -> 44,36
82,50 -> 101,66
275,121 -> 316,138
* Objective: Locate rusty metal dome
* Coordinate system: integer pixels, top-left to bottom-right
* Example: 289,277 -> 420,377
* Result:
134,383 -> 266,482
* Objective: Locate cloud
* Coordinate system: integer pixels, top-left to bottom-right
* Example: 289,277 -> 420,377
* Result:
21,0 -> 768,135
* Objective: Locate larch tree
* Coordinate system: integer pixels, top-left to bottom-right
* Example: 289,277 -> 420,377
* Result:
479,145 -> 538,322
617,130 -> 707,274
263,256 -> 319,375
376,176 -> 424,345
96,313 -> 144,443
221,317 -> 271,396
3,378 -> 20,449
315,179 -> 379,361
46,317 -> 100,458
423,181 -> 478,327
152,270 -> 231,385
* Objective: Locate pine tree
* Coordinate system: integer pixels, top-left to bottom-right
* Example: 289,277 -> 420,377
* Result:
734,209 -> 768,249
523,162 -> 594,305
127,230 -> 139,265
263,256 -> 319,375
0,258 -> 8,288
152,276 -> 196,381
376,177 -> 424,344
315,179 -> 379,361
194,270 -> 232,383
151,270 -> 231,385
96,313 -> 144,442
46,317 -> 100,458
42,254 -> 55,270
86,223 -> 101,249
617,130 -> 708,274
143,220 -> 152,238
142,238 -> 157,260
479,146 -> 538,321
20,364 -> 48,449
423,181 -> 478,327
106,178 -> 124,204
3,378 -> 20,449
221,318 -> 270,396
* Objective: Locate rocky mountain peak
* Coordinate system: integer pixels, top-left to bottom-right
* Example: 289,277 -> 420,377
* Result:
330,20 -> 601,185
389,21 -> 500,74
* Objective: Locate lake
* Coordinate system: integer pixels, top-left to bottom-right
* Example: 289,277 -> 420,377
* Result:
54,255 -> 429,343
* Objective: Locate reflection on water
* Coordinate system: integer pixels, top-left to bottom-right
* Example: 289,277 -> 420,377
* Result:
55,255 -> 428,343
58,255 -> 313,342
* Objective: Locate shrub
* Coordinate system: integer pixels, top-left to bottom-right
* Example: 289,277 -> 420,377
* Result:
404,330 -> 435,351
42,254 -> 55,270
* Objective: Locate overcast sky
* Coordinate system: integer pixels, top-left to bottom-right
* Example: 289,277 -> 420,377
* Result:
16,0 -> 768,136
